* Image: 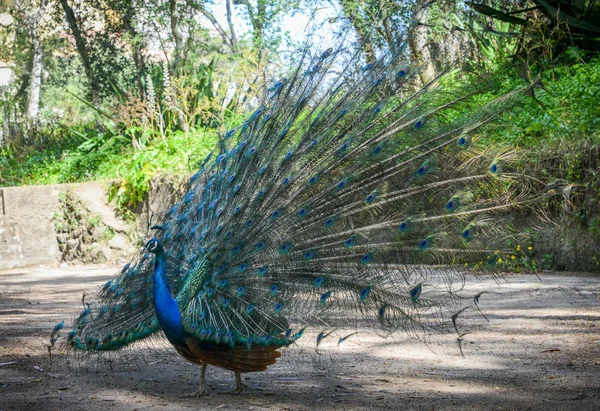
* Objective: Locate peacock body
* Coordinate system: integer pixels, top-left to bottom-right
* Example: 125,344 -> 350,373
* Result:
51,21 -> 551,394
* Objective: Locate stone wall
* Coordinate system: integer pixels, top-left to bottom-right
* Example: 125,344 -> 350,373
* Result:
1,177 -> 597,272
0,182 -> 134,269
0,184 -> 62,268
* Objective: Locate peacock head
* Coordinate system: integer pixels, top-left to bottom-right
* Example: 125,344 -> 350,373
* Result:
144,238 -> 163,255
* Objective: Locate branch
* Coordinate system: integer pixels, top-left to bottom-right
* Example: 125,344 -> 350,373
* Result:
233,0 -> 257,31
187,0 -> 235,52
226,0 -> 237,50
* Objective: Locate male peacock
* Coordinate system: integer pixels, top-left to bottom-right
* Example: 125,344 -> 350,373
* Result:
50,22 -> 553,395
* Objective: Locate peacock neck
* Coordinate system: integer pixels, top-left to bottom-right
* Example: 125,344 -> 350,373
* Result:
152,247 -> 186,345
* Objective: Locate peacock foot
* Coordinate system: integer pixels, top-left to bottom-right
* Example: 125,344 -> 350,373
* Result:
182,388 -> 208,398
216,371 -> 246,394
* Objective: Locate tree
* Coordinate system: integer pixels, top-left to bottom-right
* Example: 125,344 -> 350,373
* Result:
187,0 -> 238,53
58,0 -> 99,102
23,0 -> 48,120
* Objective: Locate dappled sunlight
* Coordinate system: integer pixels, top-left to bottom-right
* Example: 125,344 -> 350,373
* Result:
1,266 -> 598,410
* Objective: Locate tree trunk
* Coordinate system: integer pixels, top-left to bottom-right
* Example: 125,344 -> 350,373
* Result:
26,18 -> 42,119
122,6 -> 146,98
233,0 -> 264,56
188,0 -> 236,52
339,0 -> 376,64
25,0 -> 48,120
167,0 -> 189,132
408,2 -> 437,85
58,0 -> 98,102
170,0 -> 184,73
226,0 -> 237,51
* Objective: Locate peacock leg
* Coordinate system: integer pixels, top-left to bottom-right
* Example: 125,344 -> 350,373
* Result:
234,371 -> 244,394
217,371 -> 246,394
182,362 -> 208,397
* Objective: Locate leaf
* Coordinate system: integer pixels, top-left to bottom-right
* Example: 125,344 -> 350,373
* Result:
466,2 -> 530,25
533,0 -> 600,33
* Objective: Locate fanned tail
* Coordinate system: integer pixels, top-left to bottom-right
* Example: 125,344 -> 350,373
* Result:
52,22 -> 555,357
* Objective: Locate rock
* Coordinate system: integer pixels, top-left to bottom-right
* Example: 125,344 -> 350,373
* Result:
101,246 -> 114,261
66,239 -> 79,250
72,227 -> 83,238
82,233 -> 92,244
56,234 -> 67,245
91,226 -> 107,242
92,248 -> 107,264
109,234 -> 131,251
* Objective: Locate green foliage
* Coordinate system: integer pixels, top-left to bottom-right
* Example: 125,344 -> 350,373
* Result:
105,128 -> 217,210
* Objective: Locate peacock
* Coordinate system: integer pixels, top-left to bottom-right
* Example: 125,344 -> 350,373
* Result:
50,21 -> 554,396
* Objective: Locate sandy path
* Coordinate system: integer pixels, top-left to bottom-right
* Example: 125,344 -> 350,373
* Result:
0,265 -> 598,410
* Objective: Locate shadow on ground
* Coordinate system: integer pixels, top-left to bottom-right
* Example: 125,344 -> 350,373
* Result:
0,265 -> 598,410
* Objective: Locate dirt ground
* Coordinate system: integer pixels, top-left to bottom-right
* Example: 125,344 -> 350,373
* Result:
0,265 -> 598,411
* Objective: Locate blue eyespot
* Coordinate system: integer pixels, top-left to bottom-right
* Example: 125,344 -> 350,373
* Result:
419,238 -> 432,250
489,161 -> 502,175
360,252 -> 373,264
414,117 -> 427,130
445,198 -> 460,212
417,162 -> 430,176
462,227 -> 474,240
315,275 -> 326,287
457,134 -> 471,148
359,287 -> 371,301
399,219 -> 412,233
410,283 -> 422,302
324,217 -> 336,228
397,66 -> 410,77
279,242 -> 291,254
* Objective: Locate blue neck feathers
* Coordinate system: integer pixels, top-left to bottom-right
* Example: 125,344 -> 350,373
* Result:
152,245 -> 186,344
